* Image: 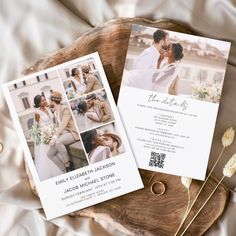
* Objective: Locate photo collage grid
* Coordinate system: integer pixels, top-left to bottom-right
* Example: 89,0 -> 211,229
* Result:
9,57 -> 125,181
58,58 -> 125,165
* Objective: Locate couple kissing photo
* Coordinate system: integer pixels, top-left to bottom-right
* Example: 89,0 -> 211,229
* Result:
70,89 -> 114,132
81,122 -> 124,164
123,24 -> 229,103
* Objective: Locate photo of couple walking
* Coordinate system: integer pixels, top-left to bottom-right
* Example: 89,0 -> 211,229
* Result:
123,25 -> 229,103
59,61 -> 103,100
31,90 -> 88,181
70,90 -> 114,132
81,123 -> 124,164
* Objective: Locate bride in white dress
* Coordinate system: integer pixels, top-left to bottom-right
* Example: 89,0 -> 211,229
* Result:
125,43 -> 184,94
70,68 -> 86,95
152,43 -> 184,94
32,95 -> 64,181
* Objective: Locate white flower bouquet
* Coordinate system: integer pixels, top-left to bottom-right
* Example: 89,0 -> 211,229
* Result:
66,87 -> 75,100
41,125 -> 56,144
30,124 -> 56,145
30,124 -> 41,145
192,83 -> 221,103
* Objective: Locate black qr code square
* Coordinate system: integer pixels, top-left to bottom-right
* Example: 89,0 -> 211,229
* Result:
149,152 -> 166,168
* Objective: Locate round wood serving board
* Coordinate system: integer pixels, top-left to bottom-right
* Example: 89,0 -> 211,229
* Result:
24,18 -> 229,236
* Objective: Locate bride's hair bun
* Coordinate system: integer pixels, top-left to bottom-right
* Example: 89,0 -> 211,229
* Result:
77,101 -> 87,115
71,68 -> 77,77
33,95 -> 42,108
172,43 -> 184,61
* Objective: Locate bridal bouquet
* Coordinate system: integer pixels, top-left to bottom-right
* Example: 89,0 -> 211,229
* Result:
192,83 -> 221,103
30,124 -> 56,145
66,87 -> 75,100
30,124 -> 41,145
41,125 -> 56,144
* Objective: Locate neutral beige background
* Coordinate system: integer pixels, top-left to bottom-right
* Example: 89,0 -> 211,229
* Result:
0,0 -> 236,235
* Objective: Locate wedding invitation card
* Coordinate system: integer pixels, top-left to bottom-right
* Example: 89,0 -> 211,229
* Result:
118,24 -> 230,180
2,52 -> 143,220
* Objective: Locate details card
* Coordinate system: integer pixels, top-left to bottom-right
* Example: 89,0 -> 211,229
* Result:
2,52 -> 143,220
118,24 -> 230,180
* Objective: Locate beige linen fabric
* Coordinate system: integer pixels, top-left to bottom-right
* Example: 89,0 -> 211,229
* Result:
1,0 -> 236,235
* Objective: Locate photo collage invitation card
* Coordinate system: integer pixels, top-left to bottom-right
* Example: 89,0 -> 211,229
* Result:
2,52 -> 143,220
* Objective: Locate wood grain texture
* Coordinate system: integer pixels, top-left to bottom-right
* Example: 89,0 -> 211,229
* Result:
23,18 -> 193,102
76,170 -> 228,236
23,17 -> 229,236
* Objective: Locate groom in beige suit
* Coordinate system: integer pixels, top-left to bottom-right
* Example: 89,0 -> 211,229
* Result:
82,64 -> 103,93
47,91 -> 79,172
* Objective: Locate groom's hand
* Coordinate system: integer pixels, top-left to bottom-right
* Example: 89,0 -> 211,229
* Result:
159,49 -> 166,60
49,140 -> 55,146
49,135 -> 57,146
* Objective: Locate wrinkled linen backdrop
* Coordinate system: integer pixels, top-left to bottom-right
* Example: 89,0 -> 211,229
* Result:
1,0 -> 236,235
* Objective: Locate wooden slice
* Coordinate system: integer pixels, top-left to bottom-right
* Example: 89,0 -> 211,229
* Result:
76,170 -> 228,236
23,17 -> 229,236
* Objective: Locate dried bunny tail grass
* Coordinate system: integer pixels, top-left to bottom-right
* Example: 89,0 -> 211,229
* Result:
180,153 -> 236,236
223,153 -> 236,178
181,177 -> 192,189
179,175 -> 225,236
222,127 -> 235,147
175,127 -> 234,235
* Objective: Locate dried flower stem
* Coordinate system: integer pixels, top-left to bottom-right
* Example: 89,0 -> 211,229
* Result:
180,175 -> 225,236
174,188 -> 191,236
186,189 -> 191,219
174,146 -> 225,236
182,189 -> 191,227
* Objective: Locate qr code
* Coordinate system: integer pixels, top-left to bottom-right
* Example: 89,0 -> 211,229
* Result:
149,151 -> 166,168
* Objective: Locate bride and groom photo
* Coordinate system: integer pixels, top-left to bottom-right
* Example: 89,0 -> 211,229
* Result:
31,90 -> 88,181
81,122 -> 124,164
8,71 -> 89,182
70,90 -> 114,132
59,61 -> 104,100
123,25 -> 228,103
124,28 -> 184,94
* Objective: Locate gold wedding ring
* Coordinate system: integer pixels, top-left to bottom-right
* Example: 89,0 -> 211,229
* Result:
150,181 -> 166,196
